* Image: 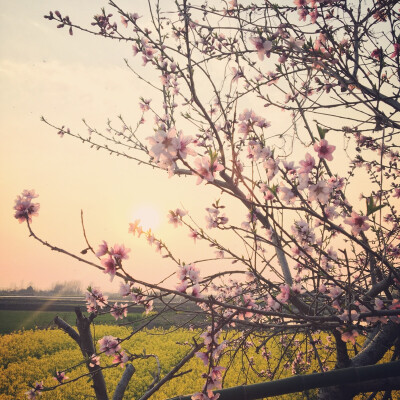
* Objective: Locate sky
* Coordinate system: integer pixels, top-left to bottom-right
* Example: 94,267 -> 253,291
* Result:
0,1 -> 376,294
0,0 -> 230,292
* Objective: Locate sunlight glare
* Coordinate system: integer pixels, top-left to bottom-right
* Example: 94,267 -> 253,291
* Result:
131,205 -> 161,232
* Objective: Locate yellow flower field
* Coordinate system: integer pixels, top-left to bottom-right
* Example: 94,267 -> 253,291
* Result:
0,326 -> 396,400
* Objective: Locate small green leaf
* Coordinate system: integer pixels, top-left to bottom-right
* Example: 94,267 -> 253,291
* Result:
317,124 -> 329,139
366,196 -> 386,216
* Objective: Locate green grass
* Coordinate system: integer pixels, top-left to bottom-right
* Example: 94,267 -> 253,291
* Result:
0,310 -> 142,335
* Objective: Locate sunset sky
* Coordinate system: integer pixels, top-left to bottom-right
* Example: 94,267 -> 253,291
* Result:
0,0 -> 231,292
0,1 -> 374,294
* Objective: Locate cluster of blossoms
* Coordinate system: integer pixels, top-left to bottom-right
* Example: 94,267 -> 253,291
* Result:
192,326 -> 227,400
53,371 -> 69,384
86,287 -> 129,320
176,263 -> 201,297
146,124 -> 224,184
147,125 -> 195,177
205,206 -> 228,230
14,190 -> 40,223
237,109 -> 271,139
95,241 -> 131,281
25,382 -> 43,400
97,335 -> 130,367
119,281 -> 154,314
85,287 -> 109,313
168,208 -> 187,227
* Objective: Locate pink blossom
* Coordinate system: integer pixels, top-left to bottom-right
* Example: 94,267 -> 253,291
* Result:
85,287 -> 108,311
339,310 -> 360,322
231,66 -> 243,83
279,185 -> 296,204
327,285 -> 343,300
147,127 -> 179,162
277,284 -> 290,304
249,37 -> 272,60
112,351 -> 129,367
191,284 -> 202,298
340,329 -> 359,345
193,156 -> 224,184
299,153 -> 315,174
189,229 -> 200,242
145,299 -> 154,314
89,354 -> 100,367
371,48 -> 381,60
390,43 -> 400,58
25,382 -> 44,399
96,240 -> 109,257
119,282 -> 131,297
110,302 -> 128,320
139,98 -> 151,112
177,133 -> 196,159
168,208 -> 187,227
314,139 -> 335,161
54,371 -> 69,383
14,192 -> 40,223
120,15 -> 128,28
308,180 -> 331,204
101,256 -> 117,281
196,351 -> 209,366
176,279 -> 188,293
21,189 -> 39,199
128,220 -> 144,237
294,0 -> 308,8
264,158 -> 279,180
110,244 -> 131,260
98,335 -> 121,356
344,211 -> 370,235
375,298 -> 384,310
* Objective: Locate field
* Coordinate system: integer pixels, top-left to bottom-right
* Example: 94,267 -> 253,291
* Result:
0,296 -> 196,335
0,297 -> 398,400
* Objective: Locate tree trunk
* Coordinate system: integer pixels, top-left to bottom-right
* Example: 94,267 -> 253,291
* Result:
75,307 -> 109,400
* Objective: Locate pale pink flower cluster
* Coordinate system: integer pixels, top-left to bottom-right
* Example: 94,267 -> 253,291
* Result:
176,263 -> 201,297
14,190 -> 40,223
344,212 -> 370,236
54,371 -> 69,384
193,326 -> 226,400
249,36 -> 272,60
147,126 -> 195,176
247,141 -> 271,162
85,287 -> 109,313
96,241 -> 130,281
110,302 -> 128,320
291,220 -> 316,245
314,139 -> 336,161
128,219 -> 144,237
308,180 -> 331,204
205,207 -> 228,229
89,354 -> 100,368
238,109 -> 271,139
25,382 -> 43,399
168,208 -> 187,227
194,155 -> 224,184
98,335 -> 121,356
276,284 -> 291,304
112,350 -> 130,368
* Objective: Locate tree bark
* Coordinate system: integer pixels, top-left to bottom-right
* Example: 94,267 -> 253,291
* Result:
75,307 -> 109,400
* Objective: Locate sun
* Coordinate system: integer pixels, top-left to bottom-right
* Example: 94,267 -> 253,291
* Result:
131,205 -> 161,232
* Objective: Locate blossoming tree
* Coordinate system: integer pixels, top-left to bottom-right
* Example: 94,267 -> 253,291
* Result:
15,0 -> 400,399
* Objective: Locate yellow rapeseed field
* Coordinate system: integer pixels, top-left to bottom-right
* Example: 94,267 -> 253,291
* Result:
0,326 -> 396,400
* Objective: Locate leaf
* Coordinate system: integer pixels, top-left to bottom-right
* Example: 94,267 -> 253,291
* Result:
366,196 -> 386,216
317,124 -> 329,139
